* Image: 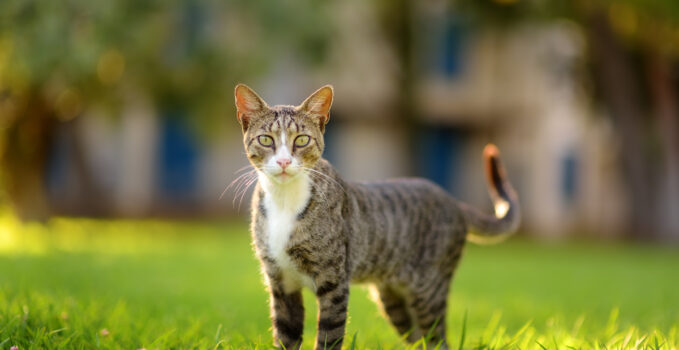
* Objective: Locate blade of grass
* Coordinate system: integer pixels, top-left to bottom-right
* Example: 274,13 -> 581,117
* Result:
348,332 -> 358,350
458,310 -> 467,350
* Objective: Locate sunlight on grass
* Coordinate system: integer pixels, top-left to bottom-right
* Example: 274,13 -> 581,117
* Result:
447,309 -> 679,350
0,214 -> 677,349
0,210 -> 50,255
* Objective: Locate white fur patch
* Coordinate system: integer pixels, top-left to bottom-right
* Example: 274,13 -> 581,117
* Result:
260,171 -> 315,293
494,200 -> 509,218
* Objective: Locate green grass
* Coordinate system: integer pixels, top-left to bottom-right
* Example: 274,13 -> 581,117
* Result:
0,213 -> 677,349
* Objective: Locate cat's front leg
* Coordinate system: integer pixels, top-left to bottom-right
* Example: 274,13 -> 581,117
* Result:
314,278 -> 349,350
269,282 -> 305,349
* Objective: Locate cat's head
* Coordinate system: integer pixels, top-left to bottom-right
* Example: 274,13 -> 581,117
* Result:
234,84 -> 333,184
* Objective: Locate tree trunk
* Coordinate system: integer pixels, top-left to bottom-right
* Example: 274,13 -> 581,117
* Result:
61,117 -> 108,217
646,52 -> 679,240
0,93 -> 54,222
586,13 -> 656,239
378,0 -> 418,174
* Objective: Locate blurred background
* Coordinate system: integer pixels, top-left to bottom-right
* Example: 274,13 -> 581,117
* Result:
1,0 -> 678,242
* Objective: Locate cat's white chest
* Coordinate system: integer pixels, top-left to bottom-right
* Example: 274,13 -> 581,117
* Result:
261,174 -> 315,292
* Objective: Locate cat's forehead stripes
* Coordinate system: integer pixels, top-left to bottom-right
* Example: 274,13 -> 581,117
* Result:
261,106 -> 303,134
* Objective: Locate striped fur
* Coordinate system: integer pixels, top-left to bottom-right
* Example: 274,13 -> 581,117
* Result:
235,84 -> 520,349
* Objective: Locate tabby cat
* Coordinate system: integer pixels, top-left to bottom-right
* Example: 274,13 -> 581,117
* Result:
234,84 -> 520,349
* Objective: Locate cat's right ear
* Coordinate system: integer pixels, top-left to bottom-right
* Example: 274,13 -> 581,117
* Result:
235,84 -> 268,131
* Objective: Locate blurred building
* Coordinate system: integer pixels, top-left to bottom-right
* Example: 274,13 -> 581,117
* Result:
43,0 -> 673,239
410,12 -> 629,238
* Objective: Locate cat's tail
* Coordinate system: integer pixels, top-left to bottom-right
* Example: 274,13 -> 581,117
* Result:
461,144 -> 520,244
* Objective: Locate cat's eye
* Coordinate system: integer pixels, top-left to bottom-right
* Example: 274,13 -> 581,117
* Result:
294,135 -> 310,148
258,135 -> 274,147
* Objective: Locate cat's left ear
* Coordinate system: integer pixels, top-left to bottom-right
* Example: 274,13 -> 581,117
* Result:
299,85 -> 333,132
235,84 -> 268,131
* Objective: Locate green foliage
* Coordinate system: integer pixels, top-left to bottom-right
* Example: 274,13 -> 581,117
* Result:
453,0 -> 679,23
0,215 -> 677,349
0,0 -> 331,130
453,0 -> 679,54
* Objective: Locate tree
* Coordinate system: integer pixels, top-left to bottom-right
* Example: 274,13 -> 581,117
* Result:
0,0 -> 330,220
580,1 -> 679,239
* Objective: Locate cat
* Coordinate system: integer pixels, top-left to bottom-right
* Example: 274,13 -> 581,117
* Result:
233,84 -> 520,349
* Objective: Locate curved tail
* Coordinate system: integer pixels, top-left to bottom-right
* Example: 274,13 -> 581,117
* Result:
461,144 -> 521,244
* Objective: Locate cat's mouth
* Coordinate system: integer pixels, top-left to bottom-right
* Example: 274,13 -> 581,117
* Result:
263,168 -> 301,184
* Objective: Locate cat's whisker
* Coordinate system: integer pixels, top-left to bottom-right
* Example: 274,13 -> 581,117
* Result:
234,174 -> 255,203
304,167 -> 342,186
304,172 -> 336,193
232,171 -> 257,196
220,169 -> 257,200
231,173 -> 256,201
234,164 -> 255,174
306,173 -> 335,194
240,179 -> 257,206
236,176 -> 259,211
301,167 -> 346,193
233,172 -> 258,207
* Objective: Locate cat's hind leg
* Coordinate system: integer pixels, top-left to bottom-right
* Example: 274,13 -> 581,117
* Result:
373,284 -> 422,343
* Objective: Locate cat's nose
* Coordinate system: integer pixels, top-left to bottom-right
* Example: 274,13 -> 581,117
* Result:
276,158 -> 291,169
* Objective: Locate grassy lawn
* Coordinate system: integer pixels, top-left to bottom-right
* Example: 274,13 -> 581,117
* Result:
0,213 -> 677,349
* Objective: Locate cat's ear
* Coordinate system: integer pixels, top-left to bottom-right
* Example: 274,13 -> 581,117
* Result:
235,84 -> 268,131
299,85 -> 333,131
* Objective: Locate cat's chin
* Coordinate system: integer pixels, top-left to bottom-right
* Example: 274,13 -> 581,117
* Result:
263,171 -> 302,185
